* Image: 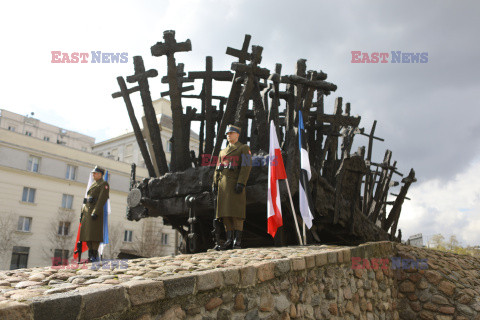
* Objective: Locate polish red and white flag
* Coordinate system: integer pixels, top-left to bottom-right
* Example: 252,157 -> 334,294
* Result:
267,121 -> 287,238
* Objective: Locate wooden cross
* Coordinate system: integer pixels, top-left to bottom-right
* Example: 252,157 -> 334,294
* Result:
384,169 -> 417,236
151,30 -> 192,171
231,45 -> 270,137
160,63 -> 195,97
211,34 -> 253,164
112,76 -> 157,178
188,56 -> 233,156
125,55 -> 169,175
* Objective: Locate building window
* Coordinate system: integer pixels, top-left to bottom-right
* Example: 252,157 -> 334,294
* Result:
65,165 -> 77,180
22,187 -> 36,203
167,141 -> 173,152
53,249 -> 69,266
17,216 -> 32,232
10,246 -> 30,270
8,126 -> 16,132
57,221 -> 71,236
25,131 -> 32,136
43,136 -> 50,141
124,230 -> 133,242
62,194 -> 74,209
161,233 -> 169,245
27,156 -> 40,172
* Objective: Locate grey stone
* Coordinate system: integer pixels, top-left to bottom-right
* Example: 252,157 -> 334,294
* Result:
456,303 -> 474,316
31,292 -> 82,320
417,289 -> 431,302
398,309 -> 416,320
223,268 -> 240,286
0,301 -> 32,320
327,252 -> 337,264
274,260 -> 291,276
163,275 -> 195,298
245,309 -> 260,320
79,285 -> 128,319
326,291 -> 336,300
274,294 -> 290,312
364,279 -> 371,290
217,308 -> 232,320
378,282 -> 387,291
311,294 -> 321,306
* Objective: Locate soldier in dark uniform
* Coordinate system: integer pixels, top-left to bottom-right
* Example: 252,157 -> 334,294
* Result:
212,125 -> 252,250
80,166 -> 109,262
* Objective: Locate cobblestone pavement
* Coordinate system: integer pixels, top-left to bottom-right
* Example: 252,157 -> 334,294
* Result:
0,245 -> 341,303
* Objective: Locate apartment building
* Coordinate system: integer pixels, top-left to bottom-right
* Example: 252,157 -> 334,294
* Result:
0,110 -> 179,270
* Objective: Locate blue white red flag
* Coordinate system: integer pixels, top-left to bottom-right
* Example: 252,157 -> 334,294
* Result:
298,111 -> 314,229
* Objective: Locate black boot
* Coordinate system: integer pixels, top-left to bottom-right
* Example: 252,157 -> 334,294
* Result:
212,219 -> 222,251
221,231 -> 234,250
91,250 -> 99,263
233,230 -> 243,249
87,250 -> 93,263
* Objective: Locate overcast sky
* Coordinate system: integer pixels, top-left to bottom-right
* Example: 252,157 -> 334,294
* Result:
1,0 -> 479,246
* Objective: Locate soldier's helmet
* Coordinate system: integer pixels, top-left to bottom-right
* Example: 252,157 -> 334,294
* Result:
226,125 -> 241,134
91,166 -> 105,175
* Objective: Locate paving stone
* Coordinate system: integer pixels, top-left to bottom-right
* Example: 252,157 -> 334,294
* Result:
256,262 -> 275,282
223,267 -> 240,286
163,275 -> 195,298
240,266 -> 256,287
31,291 -> 82,320
196,270 -> 224,291
0,301 -> 32,320
122,279 -> 165,305
78,285 -> 128,319
292,258 -> 306,271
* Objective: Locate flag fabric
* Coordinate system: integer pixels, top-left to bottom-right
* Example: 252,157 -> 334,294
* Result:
73,173 -> 94,260
98,170 -> 111,256
267,121 -> 287,238
298,111 -> 315,229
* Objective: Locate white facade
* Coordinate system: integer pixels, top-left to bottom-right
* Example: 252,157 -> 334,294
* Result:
407,233 -> 424,248
0,109 -> 95,152
0,115 -> 179,270
93,98 -> 200,169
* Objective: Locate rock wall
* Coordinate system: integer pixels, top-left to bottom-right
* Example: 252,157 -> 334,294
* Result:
0,241 -> 479,320
394,244 -> 480,320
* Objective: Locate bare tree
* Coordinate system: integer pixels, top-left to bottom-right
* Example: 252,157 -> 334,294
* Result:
429,233 -> 446,250
102,221 -> 123,259
0,211 -> 21,269
133,218 -> 165,258
44,209 -> 75,266
447,235 -> 460,251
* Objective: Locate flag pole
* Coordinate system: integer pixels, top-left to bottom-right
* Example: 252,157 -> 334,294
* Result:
303,222 -> 306,245
283,179 -> 303,246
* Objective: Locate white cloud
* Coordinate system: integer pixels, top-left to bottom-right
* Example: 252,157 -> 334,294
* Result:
401,156 -> 480,246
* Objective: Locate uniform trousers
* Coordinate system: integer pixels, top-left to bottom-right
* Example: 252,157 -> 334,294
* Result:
222,217 -> 244,231
87,241 -> 100,250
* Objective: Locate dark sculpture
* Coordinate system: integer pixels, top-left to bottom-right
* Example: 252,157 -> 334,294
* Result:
114,30 -> 417,253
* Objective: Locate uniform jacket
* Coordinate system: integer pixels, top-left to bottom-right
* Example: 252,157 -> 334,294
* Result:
80,178 -> 109,242
213,141 -> 252,219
